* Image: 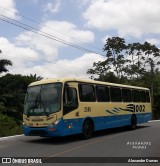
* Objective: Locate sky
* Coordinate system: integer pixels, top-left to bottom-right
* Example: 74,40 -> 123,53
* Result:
0,0 -> 160,79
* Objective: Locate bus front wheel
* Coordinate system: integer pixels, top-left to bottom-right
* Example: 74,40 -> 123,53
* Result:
82,119 -> 93,139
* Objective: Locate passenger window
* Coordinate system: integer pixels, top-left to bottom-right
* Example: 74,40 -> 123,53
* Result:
79,84 -> 95,102
110,87 -> 122,102
146,91 -> 150,102
132,90 -> 140,102
96,86 -> 110,102
140,91 -> 146,102
122,89 -> 132,102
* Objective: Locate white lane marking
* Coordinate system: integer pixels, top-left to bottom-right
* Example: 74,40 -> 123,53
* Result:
148,120 -> 160,122
0,134 -> 24,142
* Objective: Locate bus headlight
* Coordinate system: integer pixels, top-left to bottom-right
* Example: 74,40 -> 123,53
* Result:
53,119 -> 60,125
23,122 -> 28,127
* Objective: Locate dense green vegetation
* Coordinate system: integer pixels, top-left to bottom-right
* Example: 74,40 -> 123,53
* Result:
87,37 -> 160,119
0,73 -> 42,136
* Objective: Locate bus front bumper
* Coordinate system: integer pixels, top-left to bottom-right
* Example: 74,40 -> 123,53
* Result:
23,125 -> 61,137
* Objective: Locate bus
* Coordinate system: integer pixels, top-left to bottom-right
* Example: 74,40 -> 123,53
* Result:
23,78 -> 152,139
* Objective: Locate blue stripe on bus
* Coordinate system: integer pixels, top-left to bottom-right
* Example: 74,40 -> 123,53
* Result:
23,112 -> 152,137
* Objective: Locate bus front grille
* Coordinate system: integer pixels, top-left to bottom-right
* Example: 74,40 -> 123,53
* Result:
29,130 -> 47,136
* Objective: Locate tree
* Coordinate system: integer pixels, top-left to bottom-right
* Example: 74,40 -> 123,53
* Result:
0,73 -> 43,120
87,37 -> 160,119
29,74 -> 43,81
88,37 -> 160,82
0,59 -> 12,74
87,37 -> 129,82
103,37 -> 127,79
126,42 -> 145,79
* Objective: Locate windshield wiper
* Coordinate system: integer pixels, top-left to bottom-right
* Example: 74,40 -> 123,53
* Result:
41,102 -> 49,117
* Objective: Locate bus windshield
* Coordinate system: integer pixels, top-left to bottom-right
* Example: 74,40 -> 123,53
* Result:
24,83 -> 62,116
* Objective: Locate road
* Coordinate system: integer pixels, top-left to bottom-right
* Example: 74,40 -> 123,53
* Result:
0,121 -> 160,166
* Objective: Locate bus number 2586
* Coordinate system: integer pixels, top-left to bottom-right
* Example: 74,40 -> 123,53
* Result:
84,107 -> 91,112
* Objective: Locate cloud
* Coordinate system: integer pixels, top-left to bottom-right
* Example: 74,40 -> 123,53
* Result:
0,37 -> 39,73
0,36 -> 104,78
0,18 -> 98,78
145,38 -> 160,46
101,35 -> 111,44
44,0 -> 61,14
83,0 -> 160,37
0,37 -> 39,60
40,20 -> 95,44
15,20 -> 95,61
19,53 -> 105,78
16,31 -> 59,61
0,0 -> 19,19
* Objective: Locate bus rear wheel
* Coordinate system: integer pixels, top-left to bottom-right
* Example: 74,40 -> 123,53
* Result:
130,115 -> 137,130
82,119 -> 93,139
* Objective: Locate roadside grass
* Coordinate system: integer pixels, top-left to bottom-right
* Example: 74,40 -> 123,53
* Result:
0,113 -> 23,137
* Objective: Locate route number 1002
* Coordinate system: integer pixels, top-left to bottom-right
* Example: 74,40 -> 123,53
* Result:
134,105 -> 145,112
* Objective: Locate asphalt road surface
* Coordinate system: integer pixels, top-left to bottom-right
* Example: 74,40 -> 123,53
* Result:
0,121 -> 160,166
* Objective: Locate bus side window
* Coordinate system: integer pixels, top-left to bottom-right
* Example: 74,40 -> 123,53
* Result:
79,84 -> 95,102
105,87 -> 110,101
132,90 -> 140,102
110,87 -> 122,102
140,91 -> 146,102
146,91 -> 150,102
63,87 -> 78,115
122,88 -> 132,102
96,86 -> 110,102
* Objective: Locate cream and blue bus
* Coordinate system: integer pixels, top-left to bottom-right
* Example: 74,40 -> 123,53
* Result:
23,78 -> 152,139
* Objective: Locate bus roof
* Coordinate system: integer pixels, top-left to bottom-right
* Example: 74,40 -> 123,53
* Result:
29,77 -> 149,90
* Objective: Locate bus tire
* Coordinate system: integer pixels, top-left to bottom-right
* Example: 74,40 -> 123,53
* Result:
130,115 -> 137,130
82,119 -> 93,139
